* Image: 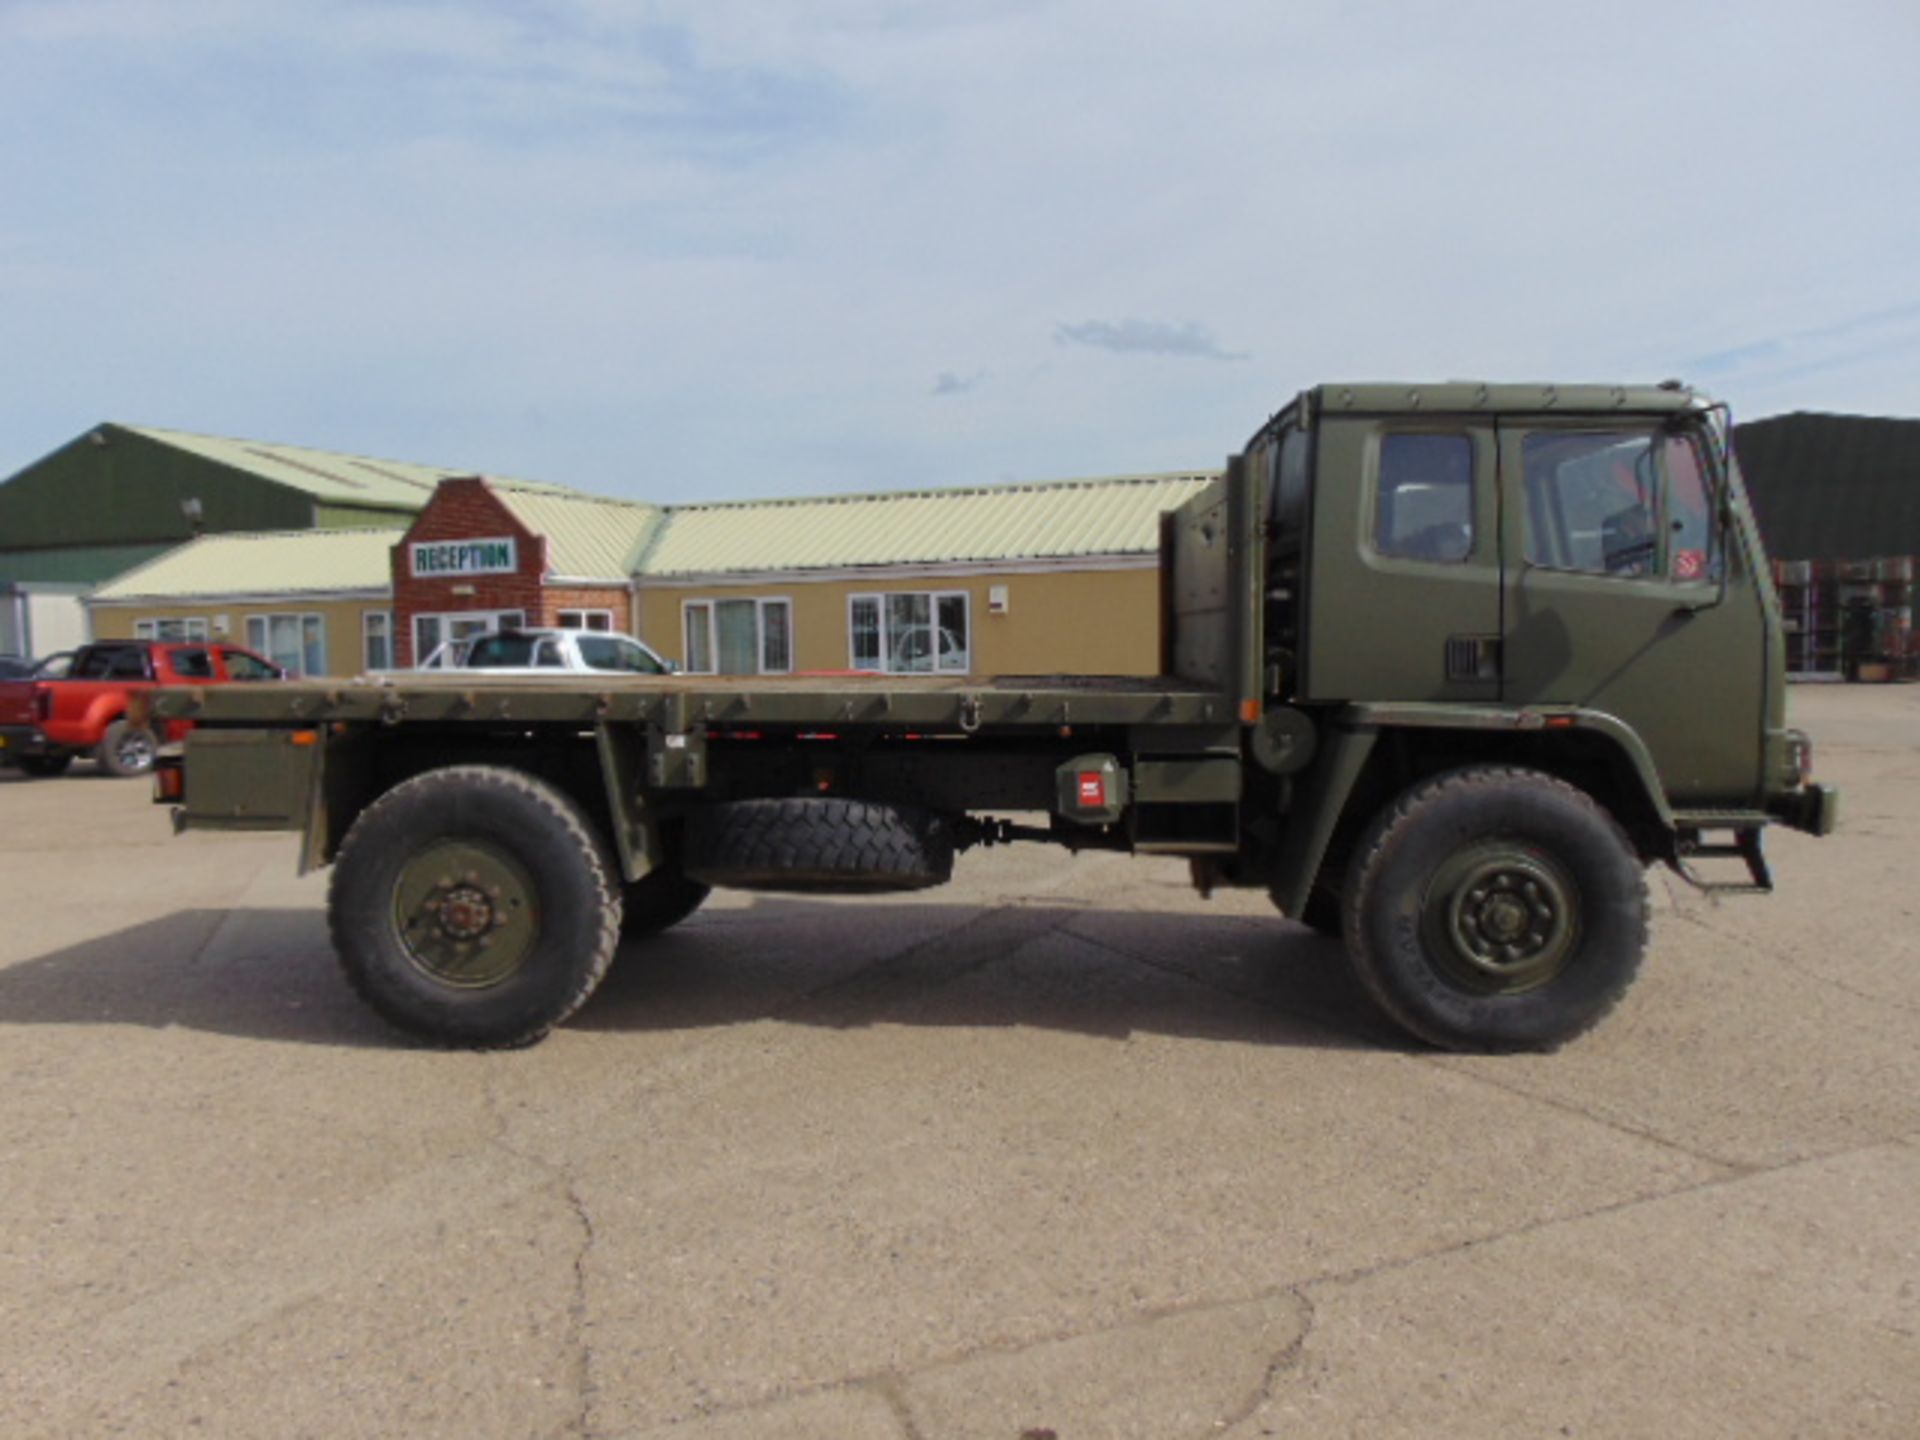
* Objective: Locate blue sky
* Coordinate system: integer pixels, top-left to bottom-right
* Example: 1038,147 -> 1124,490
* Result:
1,0 -> 1915,502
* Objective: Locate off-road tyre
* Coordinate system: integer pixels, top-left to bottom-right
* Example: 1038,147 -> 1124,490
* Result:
15,752 -> 73,778
328,765 -> 623,1048
621,864 -> 711,938
684,797 -> 955,893
1343,765 -> 1648,1052
96,719 -> 157,777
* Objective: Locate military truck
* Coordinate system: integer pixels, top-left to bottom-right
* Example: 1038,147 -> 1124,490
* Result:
146,382 -> 1837,1052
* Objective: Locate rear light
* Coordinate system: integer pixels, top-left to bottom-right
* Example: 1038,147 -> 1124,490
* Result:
33,687 -> 51,723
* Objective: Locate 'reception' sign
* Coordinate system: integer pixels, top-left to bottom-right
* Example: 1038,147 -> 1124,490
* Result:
410,537 -> 518,578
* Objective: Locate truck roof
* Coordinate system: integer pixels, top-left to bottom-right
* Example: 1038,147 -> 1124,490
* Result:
1310,381 -> 1706,417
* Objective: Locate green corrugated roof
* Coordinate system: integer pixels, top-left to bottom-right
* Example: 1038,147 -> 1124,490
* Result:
75,472 -> 1220,601
0,543 -> 176,585
493,487 -> 662,581
119,425 -> 580,513
637,473 -> 1217,576
90,528 -> 403,601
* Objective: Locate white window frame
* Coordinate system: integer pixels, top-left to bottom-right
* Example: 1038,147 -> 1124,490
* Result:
680,597 -> 793,675
556,608 -> 616,632
362,610 -> 394,671
134,617 -> 210,642
847,590 -> 971,674
410,609 -> 526,668
245,612 -> 327,677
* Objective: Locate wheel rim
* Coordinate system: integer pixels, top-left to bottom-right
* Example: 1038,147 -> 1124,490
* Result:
391,840 -> 540,988
118,730 -> 155,770
1420,842 -> 1580,995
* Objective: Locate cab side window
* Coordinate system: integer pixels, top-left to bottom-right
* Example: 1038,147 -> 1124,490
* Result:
1375,433 -> 1474,563
1523,431 -> 1660,576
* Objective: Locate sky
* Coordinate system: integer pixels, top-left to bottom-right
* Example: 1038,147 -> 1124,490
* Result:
1,0 -> 1916,503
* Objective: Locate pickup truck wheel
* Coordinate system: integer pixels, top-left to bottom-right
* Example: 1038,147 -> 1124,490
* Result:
621,865 -> 710,938
328,765 -> 623,1047
684,797 -> 955,893
15,753 -> 73,777
97,719 -> 157,777
1344,766 -> 1647,1051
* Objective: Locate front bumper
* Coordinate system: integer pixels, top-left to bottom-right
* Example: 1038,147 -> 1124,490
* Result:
1769,782 -> 1840,837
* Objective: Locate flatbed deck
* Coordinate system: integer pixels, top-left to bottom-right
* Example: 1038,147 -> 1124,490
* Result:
146,671 -> 1237,732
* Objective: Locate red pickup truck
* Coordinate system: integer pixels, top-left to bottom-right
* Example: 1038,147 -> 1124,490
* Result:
0,640 -> 284,778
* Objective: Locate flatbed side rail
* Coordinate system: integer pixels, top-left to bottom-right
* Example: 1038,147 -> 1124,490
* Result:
147,677 -> 1240,733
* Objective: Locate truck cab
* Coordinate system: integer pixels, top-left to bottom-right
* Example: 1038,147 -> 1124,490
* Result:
1243,383 -> 1824,852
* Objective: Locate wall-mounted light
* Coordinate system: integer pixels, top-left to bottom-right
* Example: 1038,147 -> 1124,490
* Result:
180,496 -> 205,535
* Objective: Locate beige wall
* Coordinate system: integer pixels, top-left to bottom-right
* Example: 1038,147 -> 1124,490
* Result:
90,598 -> 395,676
636,566 -> 1161,677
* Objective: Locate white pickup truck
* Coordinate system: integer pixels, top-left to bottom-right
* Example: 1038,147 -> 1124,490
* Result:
418,627 -> 674,676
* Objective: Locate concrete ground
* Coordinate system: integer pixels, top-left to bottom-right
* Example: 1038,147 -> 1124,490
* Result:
1,685 -> 1915,1439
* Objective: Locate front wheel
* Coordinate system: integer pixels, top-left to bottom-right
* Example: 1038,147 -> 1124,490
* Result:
328,765 -> 623,1047
1344,766 -> 1648,1051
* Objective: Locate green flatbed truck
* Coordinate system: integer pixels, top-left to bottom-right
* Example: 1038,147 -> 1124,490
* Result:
148,382 -> 1838,1051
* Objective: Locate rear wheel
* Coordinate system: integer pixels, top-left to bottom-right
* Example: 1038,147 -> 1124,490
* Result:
328,765 -> 622,1047
97,719 -> 157,777
15,752 -> 73,778
1344,766 -> 1647,1051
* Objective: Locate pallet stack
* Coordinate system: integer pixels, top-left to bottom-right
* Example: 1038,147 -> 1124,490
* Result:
1773,557 -> 1919,681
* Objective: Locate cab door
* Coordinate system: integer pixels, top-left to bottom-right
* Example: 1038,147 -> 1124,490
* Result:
1498,419 -> 1766,804
1304,414 -> 1502,702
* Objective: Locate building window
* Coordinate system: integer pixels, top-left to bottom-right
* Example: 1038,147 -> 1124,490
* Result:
848,592 -> 970,674
557,609 -> 615,632
363,611 -> 393,671
246,613 -> 326,677
1374,433 -> 1475,563
682,598 -> 792,675
134,617 -> 210,642
412,610 -> 525,667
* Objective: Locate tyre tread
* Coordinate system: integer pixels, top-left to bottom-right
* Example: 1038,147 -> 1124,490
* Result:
328,764 -> 622,1048
1343,765 -> 1649,1051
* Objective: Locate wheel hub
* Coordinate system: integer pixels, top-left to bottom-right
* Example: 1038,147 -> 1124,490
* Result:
391,844 -> 539,988
1424,846 -> 1580,994
433,882 -> 499,941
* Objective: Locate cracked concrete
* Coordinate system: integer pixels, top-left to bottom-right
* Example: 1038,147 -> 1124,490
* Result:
1,685 -> 1916,1436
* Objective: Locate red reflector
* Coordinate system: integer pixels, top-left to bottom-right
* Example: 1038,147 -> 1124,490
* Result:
155,767 -> 184,801
1077,772 -> 1105,807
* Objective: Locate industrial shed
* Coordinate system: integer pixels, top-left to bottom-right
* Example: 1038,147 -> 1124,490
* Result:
1735,412 -> 1920,679
1735,412 -> 1920,561
0,424 -> 447,657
